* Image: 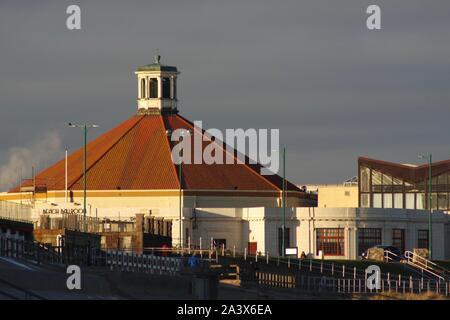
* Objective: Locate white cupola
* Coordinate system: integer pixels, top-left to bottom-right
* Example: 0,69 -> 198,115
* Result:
135,55 -> 179,114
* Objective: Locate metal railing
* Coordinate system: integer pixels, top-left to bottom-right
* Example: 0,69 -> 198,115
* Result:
105,250 -> 182,275
0,200 -> 33,223
404,251 -> 450,282
249,269 -> 449,296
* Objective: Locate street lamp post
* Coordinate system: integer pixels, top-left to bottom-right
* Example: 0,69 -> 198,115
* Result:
419,153 -> 433,259
167,128 -> 191,248
282,147 -> 286,257
69,123 -> 99,231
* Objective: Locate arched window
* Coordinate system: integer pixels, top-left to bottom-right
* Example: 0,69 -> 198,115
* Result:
141,78 -> 146,98
162,77 -> 171,98
173,78 -> 177,99
149,78 -> 158,98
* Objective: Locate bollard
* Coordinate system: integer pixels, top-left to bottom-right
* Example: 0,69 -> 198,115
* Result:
255,252 -> 258,262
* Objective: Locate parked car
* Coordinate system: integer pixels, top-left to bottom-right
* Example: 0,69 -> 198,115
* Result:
361,245 -> 403,261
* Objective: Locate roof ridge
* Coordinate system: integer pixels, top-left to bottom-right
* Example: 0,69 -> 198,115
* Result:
175,114 -> 284,191
159,114 -> 182,188
68,115 -> 145,189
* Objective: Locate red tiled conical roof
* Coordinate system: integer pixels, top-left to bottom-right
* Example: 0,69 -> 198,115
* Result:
11,113 -> 301,193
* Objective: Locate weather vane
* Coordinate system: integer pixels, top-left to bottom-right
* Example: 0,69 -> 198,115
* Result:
153,48 -> 161,65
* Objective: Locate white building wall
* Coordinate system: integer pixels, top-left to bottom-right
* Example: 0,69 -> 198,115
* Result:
187,206 -> 450,260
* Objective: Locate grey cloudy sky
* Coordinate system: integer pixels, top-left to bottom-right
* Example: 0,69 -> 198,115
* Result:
0,0 -> 449,190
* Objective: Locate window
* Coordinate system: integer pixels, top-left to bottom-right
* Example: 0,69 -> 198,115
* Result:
316,228 -> 344,256
372,170 -> 382,186
358,228 -> 382,255
373,193 -> 382,208
417,230 -> 429,249
383,174 -> 392,185
149,78 -> 158,98
345,191 -> 350,196
430,193 -> 438,210
416,193 -> 425,209
173,78 -> 177,99
394,193 -> 403,209
140,78 -> 146,98
278,228 -> 290,256
360,166 -> 370,192
405,193 -> 415,209
383,193 -> 392,208
162,77 -> 171,98
437,193 -> 448,210
392,229 -> 405,253
360,194 -> 370,207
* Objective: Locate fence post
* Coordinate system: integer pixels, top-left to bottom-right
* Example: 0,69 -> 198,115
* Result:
266,252 -> 269,265
342,265 -> 345,278
255,252 -> 258,262
188,237 -> 191,255
364,270 -> 367,293
331,263 -> 334,275
320,261 -> 323,273
233,245 -> 236,258
244,247 -> 247,261
388,273 -> 391,292
353,267 -> 356,280
222,244 -> 225,257
288,258 -> 290,268
309,259 -> 312,272
410,276 -> 413,293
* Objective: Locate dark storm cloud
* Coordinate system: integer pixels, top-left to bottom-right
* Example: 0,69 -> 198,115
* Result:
0,0 -> 449,188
